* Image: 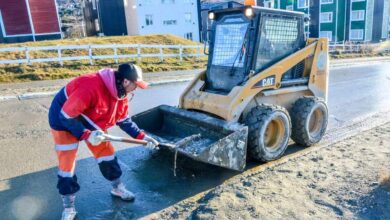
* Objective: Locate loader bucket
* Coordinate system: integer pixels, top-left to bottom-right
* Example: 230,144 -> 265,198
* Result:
131,105 -> 248,171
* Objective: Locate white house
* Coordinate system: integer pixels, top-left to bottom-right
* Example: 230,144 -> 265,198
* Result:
124,0 -> 201,41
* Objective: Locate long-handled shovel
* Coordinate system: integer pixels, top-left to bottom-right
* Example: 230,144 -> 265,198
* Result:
100,133 -> 201,150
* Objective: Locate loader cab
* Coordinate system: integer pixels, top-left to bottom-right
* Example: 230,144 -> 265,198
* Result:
205,6 -> 306,94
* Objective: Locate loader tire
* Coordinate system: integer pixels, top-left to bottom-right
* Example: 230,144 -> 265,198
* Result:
290,96 -> 328,147
244,104 -> 291,162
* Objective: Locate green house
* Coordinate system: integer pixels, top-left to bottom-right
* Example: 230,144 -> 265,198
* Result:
257,0 -> 390,42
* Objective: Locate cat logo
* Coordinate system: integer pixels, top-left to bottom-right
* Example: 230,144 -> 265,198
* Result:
252,75 -> 276,89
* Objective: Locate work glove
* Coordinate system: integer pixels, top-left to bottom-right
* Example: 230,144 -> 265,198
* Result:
144,135 -> 159,150
87,130 -> 105,146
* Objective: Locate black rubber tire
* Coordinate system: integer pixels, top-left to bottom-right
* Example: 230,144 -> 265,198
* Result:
244,104 -> 291,162
290,96 -> 328,147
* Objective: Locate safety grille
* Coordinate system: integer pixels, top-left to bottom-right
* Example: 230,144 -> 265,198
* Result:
256,13 -> 304,71
211,22 -> 249,68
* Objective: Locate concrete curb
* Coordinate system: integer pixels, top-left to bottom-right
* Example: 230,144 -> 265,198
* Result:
0,57 -> 389,102
0,95 -> 18,102
330,58 -> 390,68
17,91 -> 58,100
149,78 -> 193,86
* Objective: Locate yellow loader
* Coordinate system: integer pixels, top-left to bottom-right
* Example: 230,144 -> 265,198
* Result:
132,5 -> 329,171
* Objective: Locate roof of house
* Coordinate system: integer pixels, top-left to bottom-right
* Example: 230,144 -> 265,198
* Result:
201,1 -> 243,11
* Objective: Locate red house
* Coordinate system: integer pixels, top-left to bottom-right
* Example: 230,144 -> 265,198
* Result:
0,0 -> 62,43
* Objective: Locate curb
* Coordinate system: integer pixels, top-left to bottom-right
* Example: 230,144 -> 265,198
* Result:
149,78 -> 194,86
330,56 -> 390,67
0,95 -> 18,102
17,91 -> 58,100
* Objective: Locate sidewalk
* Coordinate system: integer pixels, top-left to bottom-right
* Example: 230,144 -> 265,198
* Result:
0,56 -> 389,101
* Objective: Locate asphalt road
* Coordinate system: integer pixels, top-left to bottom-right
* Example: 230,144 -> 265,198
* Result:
0,62 -> 390,219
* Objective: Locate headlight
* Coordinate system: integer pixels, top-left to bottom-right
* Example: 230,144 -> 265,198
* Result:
245,8 -> 254,17
208,12 -> 215,20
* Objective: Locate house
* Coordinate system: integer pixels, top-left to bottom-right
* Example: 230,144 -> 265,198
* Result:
83,0 -> 127,36
83,0 -> 202,42
257,0 -> 390,42
126,0 -> 201,41
0,0 -> 62,43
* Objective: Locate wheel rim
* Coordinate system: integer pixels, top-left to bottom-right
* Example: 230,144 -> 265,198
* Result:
308,106 -> 325,138
264,116 -> 285,152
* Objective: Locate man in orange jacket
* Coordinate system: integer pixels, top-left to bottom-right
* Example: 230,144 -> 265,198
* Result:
48,63 -> 158,220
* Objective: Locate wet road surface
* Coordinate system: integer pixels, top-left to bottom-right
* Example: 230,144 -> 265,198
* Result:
0,62 -> 389,219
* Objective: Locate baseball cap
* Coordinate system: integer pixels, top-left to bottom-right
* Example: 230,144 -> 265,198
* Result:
117,63 -> 148,89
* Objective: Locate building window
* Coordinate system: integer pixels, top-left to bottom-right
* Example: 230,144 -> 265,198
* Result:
320,31 -> 333,41
297,0 -> 309,8
161,0 -> 175,3
321,0 -> 333,4
95,19 -> 100,32
185,32 -> 193,40
286,5 -> 293,11
351,10 -> 365,21
163,20 -> 177,25
388,15 -> 390,38
92,0 -> 97,10
185,13 -> 192,23
350,29 -> 364,40
145,15 -> 153,26
320,12 -> 333,23
351,0 -> 365,2
388,17 -> 390,38
264,0 -> 274,8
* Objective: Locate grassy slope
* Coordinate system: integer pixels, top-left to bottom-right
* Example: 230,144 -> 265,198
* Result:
0,34 -> 207,83
0,34 -> 200,47
0,34 -> 388,83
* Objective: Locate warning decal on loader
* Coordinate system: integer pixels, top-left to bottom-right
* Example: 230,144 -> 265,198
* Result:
252,75 -> 276,89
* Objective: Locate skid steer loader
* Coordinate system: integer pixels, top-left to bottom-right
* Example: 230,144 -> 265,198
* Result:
132,5 -> 329,171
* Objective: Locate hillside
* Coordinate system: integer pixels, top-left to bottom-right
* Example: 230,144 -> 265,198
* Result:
0,34 -> 207,83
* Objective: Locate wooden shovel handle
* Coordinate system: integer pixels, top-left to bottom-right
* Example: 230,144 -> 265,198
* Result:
101,134 -> 148,145
118,137 -> 148,145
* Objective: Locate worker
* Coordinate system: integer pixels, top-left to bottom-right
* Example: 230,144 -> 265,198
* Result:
48,63 -> 159,220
